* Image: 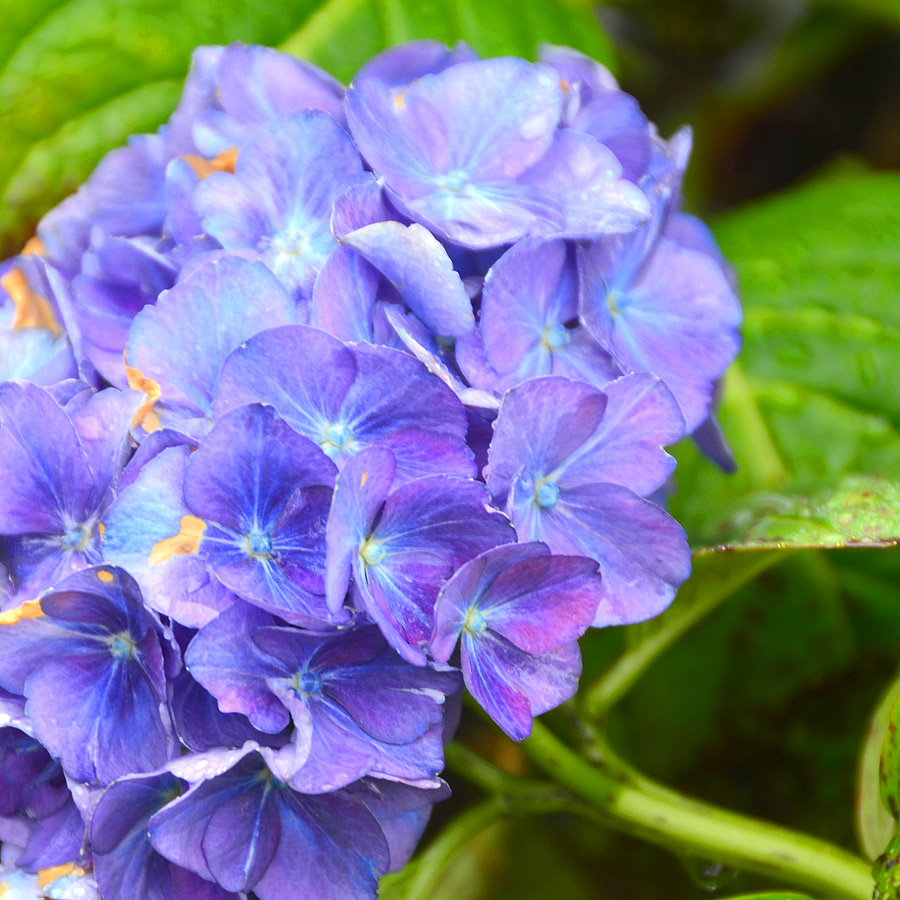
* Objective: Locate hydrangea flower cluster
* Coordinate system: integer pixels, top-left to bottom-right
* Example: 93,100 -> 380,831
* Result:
0,39 -> 740,900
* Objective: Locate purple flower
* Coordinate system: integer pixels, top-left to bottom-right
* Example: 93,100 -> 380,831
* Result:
194,112 -> 370,300
145,403 -> 338,624
354,40 -> 478,88
346,58 -> 649,249
91,772 -> 236,900
578,131 -> 742,433
0,382 -> 140,605
0,567 -> 177,785
186,604 -> 459,790
69,234 -> 177,388
431,542 -> 600,740
0,726 -> 87,873
457,236 -> 619,394
486,374 -> 691,625
190,42 -> 344,157
101,438 -> 239,628
326,448 -> 515,662
149,746 -> 390,900
125,255 -> 299,434
213,324 -> 475,484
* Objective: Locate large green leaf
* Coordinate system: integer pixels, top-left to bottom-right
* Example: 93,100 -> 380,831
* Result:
672,172 -> 900,548
0,0 -> 613,256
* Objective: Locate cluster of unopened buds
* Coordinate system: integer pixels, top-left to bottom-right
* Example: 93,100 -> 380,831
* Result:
0,38 -> 741,900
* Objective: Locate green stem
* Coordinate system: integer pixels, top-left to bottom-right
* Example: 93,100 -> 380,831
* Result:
584,550 -> 785,716
380,784 -> 604,900
522,722 -> 873,900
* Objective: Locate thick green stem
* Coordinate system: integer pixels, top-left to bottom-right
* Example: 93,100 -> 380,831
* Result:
523,722 -> 874,900
379,782 -> 604,900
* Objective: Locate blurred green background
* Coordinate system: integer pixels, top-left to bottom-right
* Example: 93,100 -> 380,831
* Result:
2,1 -> 900,897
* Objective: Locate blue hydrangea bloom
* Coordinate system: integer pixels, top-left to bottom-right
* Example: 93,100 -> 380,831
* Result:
0,37 -> 743,899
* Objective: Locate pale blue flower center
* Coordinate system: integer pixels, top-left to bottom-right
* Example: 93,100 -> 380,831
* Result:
463,606 -> 487,635
360,538 -> 387,567
61,522 -> 92,551
322,422 -> 354,451
246,529 -> 273,559
293,670 -> 323,697
535,481 -> 560,508
541,323 -> 571,351
108,633 -> 136,661
440,171 -> 469,193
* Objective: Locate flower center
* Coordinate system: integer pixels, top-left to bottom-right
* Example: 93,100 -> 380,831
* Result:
108,632 -> 136,661
463,606 -> 487,636
359,538 -> 387,568
61,522 -> 92,552
245,529 -> 273,559
321,422 -> 354,453
541,323 -> 571,352
535,481 -> 560,508
292,670 -> 323,698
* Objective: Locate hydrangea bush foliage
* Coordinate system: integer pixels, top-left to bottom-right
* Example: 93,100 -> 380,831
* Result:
0,37 -> 750,900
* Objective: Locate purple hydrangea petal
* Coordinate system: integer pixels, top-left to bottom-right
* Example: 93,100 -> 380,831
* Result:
71,234 -> 178,387
349,779 -> 451,873
184,404 -> 337,621
92,772 -> 237,900
342,222 -> 474,336
484,376 -> 608,505
310,246 -> 383,343
580,236 -> 742,431
325,447 -> 397,615
570,90 -> 652,182
476,237 -> 619,390
172,666 -> 287,753
102,444 -> 237,628
214,325 -> 473,483
0,568 -> 176,784
193,43 -> 344,157
149,748 -> 389,900
195,112 -> 369,300
16,795 -> 86,872
185,601 -> 288,734
127,256 -> 298,421
353,475 -> 514,662
462,633 -> 581,740
0,381 -> 93,534
346,60 -> 565,247
355,40 -> 478,87
330,181 -> 401,241
531,482 -> 691,626
432,542 -> 600,659
519,130 -> 650,235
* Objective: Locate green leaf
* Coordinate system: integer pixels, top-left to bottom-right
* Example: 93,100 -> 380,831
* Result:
0,0 -> 613,256
880,681 -> 900,821
694,475 -> 900,553
281,0 -> 615,83
856,669 -> 900,859
673,172 -> 900,548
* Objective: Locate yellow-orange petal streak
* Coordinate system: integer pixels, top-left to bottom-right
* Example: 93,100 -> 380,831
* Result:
181,146 -> 239,179
124,356 -> 162,432
38,864 -> 83,889
149,515 -> 207,566
0,266 -> 60,334
0,599 -> 43,625
22,236 -> 45,256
